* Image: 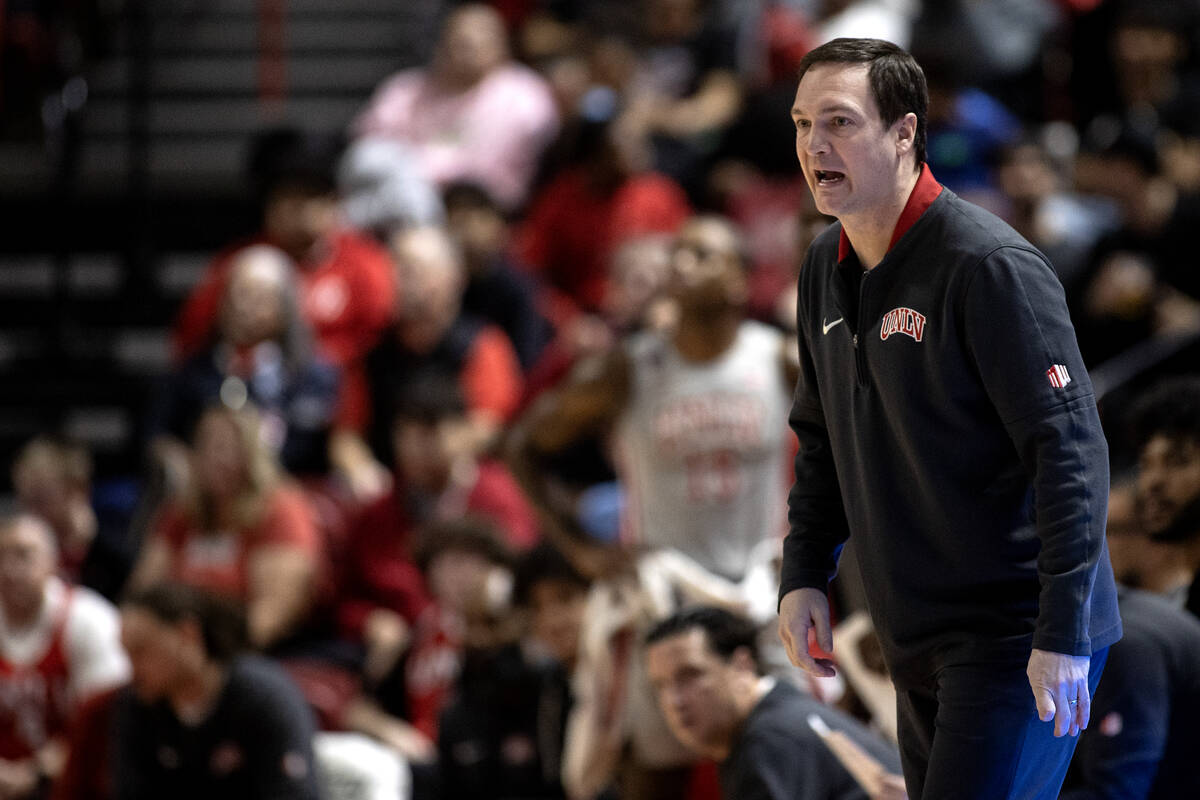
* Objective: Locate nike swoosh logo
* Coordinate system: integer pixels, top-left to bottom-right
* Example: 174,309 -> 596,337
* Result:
822,317 -> 844,335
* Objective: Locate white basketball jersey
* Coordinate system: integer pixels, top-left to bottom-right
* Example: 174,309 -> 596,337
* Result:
615,321 -> 791,580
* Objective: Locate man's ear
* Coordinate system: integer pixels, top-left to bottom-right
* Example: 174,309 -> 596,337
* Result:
895,112 -> 918,157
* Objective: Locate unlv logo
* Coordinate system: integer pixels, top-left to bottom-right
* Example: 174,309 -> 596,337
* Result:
880,307 -> 927,342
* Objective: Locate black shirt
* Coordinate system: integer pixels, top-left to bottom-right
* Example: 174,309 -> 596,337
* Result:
720,681 -> 902,800
112,655 -> 319,800
1062,587 -> 1200,800
782,187 -> 1122,684
438,644 -> 572,800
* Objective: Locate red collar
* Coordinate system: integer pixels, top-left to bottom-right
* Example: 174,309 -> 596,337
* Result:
837,163 -> 942,263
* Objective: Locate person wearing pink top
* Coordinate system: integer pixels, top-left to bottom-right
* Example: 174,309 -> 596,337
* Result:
353,4 -> 559,211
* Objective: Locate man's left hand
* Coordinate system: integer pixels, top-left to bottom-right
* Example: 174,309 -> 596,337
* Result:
1026,648 -> 1091,737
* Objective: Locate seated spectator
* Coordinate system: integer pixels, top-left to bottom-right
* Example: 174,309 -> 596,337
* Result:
1060,585 -> 1200,799
353,3 -> 559,211
514,542 -> 590,674
12,437 -> 137,602
342,518 -> 516,797
1073,127 -> 1200,364
995,135 -> 1119,292
173,128 -> 395,371
149,245 -> 341,482
0,513 -> 129,799
617,0 -> 744,196
111,583 -> 320,800
644,606 -> 905,800
168,129 -> 396,497
130,405 -> 323,651
437,545 -> 586,800
1121,377 -> 1200,616
443,181 -> 554,371
338,373 -> 539,653
515,112 -> 691,322
336,226 -> 523,487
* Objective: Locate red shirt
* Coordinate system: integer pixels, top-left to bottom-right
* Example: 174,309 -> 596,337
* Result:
515,170 -> 691,317
172,229 -> 396,369
51,686 -> 118,800
152,486 -> 322,602
0,589 -> 73,760
404,605 -> 462,740
336,460 -> 538,638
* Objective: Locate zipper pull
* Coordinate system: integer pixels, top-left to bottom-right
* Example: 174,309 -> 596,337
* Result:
852,334 -> 858,347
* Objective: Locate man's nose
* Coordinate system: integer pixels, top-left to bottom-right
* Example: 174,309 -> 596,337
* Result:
804,130 -> 829,156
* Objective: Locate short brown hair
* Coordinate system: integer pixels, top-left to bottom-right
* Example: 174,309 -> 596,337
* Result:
797,38 -> 928,168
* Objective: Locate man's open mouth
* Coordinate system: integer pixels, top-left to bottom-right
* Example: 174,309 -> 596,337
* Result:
815,170 -> 845,186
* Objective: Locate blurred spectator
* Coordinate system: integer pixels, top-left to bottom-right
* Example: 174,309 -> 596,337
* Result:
521,231 -> 677,410
1126,377 -> 1200,617
644,606 -> 905,800
12,437 -> 136,602
436,543 -> 583,799
169,130 -> 396,498
1085,2 -> 1200,143
173,129 -> 395,372
0,514 -> 128,800
1072,127 -> 1200,364
443,181 -> 554,371
615,0 -> 745,194
515,112 -> 691,322
994,134 -> 1118,291
921,56 -> 1022,197
1061,585 -> 1200,800
336,373 -> 538,661
337,226 -> 524,493
149,245 -> 341,482
353,3 -> 559,211
130,405 -> 324,651
513,543 -> 590,673
339,137 -> 445,239
111,583 -> 319,800
342,517 -> 515,799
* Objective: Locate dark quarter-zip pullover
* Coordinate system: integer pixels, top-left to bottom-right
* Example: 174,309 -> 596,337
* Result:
780,182 -> 1121,685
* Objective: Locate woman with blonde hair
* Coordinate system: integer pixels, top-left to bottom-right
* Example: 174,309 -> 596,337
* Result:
129,403 -> 323,651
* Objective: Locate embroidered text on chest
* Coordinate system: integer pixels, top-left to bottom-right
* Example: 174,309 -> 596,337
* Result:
879,307 -> 927,342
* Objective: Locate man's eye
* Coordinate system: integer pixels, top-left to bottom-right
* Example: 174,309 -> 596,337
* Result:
796,119 -> 810,130
833,117 -> 852,127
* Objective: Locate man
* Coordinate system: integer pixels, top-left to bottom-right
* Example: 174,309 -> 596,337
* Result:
0,514 -> 128,798
334,225 -> 524,487
1127,376 -> 1200,616
113,583 -> 320,800
513,213 -> 794,582
645,606 -> 904,800
777,38 -> 1122,799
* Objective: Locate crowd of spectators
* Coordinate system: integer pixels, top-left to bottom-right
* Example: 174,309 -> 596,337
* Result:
4,0 -> 1200,798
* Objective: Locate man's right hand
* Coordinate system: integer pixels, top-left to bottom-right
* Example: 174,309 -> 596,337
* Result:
778,587 -> 837,677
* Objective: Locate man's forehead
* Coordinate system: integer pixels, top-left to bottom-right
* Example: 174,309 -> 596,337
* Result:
792,63 -> 875,115
647,628 -> 713,670
1143,434 -> 1200,459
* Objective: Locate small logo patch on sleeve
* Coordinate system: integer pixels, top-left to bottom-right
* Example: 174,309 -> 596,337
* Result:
1046,364 -> 1071,388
